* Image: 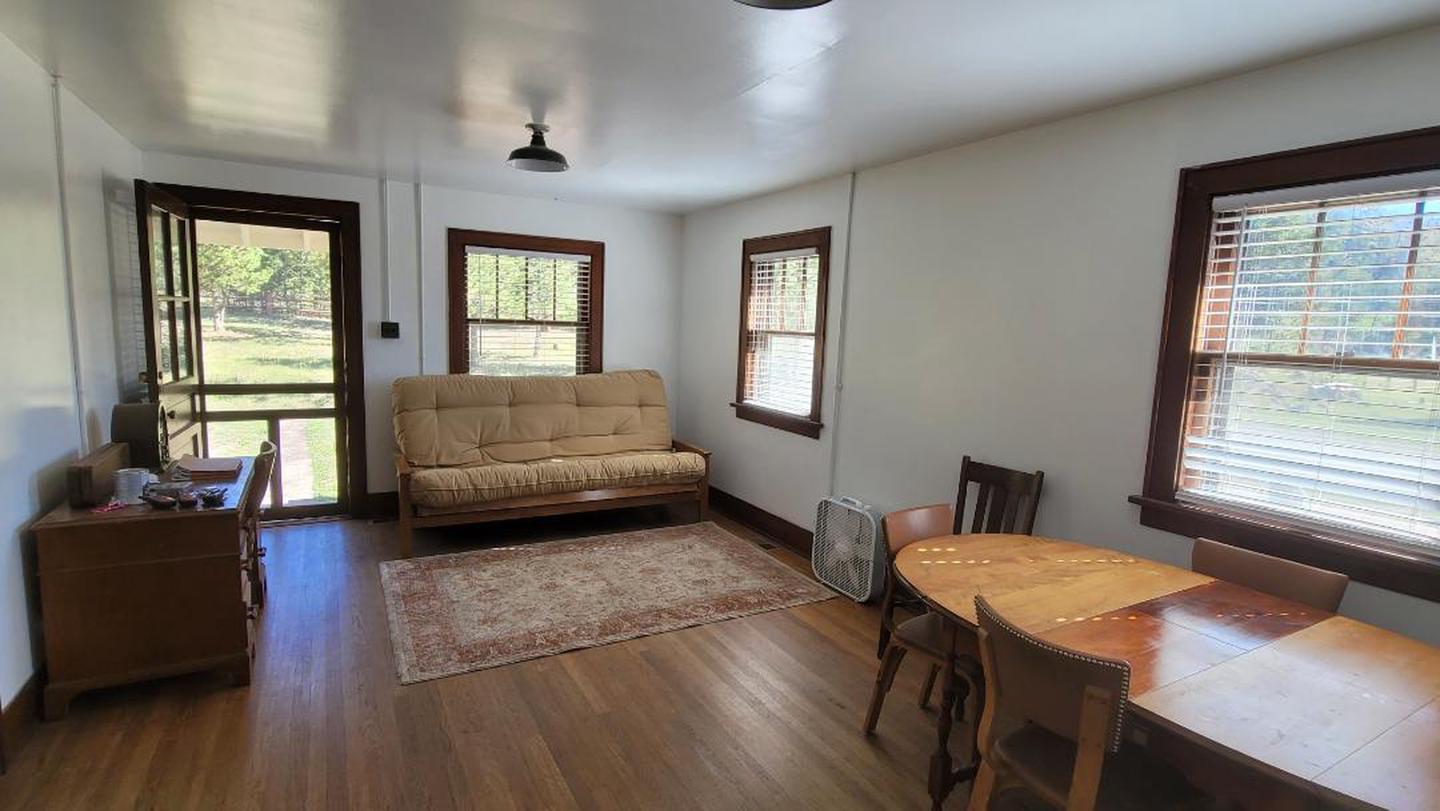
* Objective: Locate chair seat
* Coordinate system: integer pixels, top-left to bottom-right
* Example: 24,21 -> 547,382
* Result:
895,612 -> 981,660
991,725 -> 1207,811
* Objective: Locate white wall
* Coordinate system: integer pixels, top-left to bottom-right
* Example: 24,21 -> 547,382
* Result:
677,26 -> 1440,644
141,155 -> 683,493
0,33 -> 139,705
57,88 -> 144,449
0,30 -> 70,708
675,175 -> 852,529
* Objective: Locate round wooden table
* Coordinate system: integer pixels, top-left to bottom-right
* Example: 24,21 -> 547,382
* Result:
894,533 -> 1440,811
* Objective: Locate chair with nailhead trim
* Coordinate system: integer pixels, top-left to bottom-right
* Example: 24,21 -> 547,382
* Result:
967,596 -> 1210,811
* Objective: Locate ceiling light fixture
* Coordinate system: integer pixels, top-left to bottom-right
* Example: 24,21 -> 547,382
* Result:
506,123 -> 569,172
734,0 -> 832,7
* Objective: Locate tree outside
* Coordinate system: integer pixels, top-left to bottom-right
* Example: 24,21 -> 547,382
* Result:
198,243 -> 330,334
464,253 -> 588,375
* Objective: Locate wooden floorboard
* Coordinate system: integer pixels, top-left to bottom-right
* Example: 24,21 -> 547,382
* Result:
0,508 -> 963,809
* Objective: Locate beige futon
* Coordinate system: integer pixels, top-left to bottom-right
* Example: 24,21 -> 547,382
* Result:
392,370 -> 710,556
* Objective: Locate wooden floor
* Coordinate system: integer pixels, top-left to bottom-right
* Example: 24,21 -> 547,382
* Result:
0,509 -> 966,810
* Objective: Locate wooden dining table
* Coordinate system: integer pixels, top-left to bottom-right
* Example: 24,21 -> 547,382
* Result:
893,533 -> 1440,811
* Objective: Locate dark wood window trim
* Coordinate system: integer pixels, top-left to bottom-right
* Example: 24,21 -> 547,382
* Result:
732,227 -> 831,439
151,184 -> 369,518
446,229 -> 605,375
1135,125 -> 1440,602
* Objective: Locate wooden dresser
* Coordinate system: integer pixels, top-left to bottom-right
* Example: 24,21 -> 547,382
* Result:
31,457 -> 258,719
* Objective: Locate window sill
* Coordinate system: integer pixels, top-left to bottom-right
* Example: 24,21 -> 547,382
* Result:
731,403 -> 823,439
1129,494 -> 1440,603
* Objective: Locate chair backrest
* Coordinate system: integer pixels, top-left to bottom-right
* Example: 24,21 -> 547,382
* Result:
883,503 -> 956,557
975,595 -> 1130,755
241,440 -> 278,524
391,370 -> 673,468
1191,538 -> 1348,613
954,456 -> 1044,536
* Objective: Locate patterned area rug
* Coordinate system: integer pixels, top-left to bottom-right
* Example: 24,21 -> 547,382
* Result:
379,522 -> 835,684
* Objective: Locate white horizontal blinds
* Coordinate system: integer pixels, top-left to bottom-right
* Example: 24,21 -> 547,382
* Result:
464,250 -> 591,376
1179,185 -> 1440,550
743,251 -> 820,416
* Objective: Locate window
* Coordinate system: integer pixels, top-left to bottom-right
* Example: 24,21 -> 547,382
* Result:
1135,126 -> 1440,601
447,229 -> 603,376
733,227 -> 830,438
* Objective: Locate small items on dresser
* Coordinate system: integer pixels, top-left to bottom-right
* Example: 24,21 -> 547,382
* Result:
113,467 -> 156,505
121,479 -> 227,511
139,493 -> 178,509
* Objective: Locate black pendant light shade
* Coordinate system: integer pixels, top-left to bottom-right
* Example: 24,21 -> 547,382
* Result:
734,0 -> 832,7
507,123 -> 569,172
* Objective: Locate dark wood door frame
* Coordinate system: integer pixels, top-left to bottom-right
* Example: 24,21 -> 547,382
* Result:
155,183 -> 370,518
134,181 -> 205,462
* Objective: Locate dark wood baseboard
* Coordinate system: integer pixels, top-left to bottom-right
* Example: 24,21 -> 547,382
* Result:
709,487 -> 813,557
0,671 -> 40,775
357,490 -> 398,520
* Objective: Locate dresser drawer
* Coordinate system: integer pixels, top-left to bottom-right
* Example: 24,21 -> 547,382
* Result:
37,511 -> 239,573
40,555 -> 248,682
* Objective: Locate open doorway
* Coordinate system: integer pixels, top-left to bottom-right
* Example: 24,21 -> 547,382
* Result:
135,183 -> 367,519
195,219 -> 344,515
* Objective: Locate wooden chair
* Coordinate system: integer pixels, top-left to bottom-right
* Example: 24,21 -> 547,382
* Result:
967,596 -> 1206,811
864,456 -> 1044,736
1191,538 -> 1348,613
240,441 -> 277,610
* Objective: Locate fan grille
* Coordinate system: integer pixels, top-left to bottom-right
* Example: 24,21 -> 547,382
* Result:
813,498 -> 885,601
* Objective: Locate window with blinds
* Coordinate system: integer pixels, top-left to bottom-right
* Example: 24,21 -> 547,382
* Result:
447,230 -> 604,377
1179,184 -> 1440,550
734,228 -> 830,438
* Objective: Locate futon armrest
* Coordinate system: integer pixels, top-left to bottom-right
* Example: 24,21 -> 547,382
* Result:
672,440 -> 711,459
394,453 -> 414,479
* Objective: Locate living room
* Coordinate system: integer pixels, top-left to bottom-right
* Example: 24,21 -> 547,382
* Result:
2,2 -> 1439,809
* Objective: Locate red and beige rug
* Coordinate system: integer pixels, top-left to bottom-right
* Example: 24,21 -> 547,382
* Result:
379,522 -> 835,684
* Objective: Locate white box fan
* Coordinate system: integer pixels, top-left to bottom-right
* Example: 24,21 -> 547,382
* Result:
813,496 -> 887,602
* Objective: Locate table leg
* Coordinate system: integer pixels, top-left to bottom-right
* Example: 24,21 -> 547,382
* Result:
965,661 -> 986,766
928,618 -> 976,809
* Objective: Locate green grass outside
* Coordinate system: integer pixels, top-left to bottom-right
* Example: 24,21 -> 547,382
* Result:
200,308 -> 338,505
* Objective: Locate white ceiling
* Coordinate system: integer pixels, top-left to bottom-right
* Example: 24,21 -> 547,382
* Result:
4,0 -> 1439,212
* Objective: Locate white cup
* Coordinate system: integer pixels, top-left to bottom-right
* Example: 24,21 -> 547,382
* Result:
114,468 -> 155,505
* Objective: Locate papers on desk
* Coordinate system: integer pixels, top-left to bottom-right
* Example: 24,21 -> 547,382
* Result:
171,455 -> 243,482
